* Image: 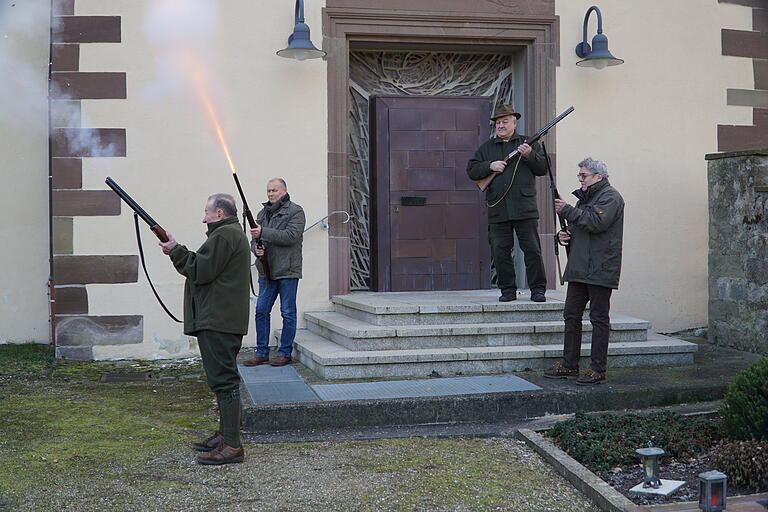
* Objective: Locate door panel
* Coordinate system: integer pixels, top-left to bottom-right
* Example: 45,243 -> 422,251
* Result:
370,96 -> 492,292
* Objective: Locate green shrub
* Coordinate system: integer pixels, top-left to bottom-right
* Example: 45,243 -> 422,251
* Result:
711,440 -> 768,492
721,357 -> 768,441
548,411 -> 723,472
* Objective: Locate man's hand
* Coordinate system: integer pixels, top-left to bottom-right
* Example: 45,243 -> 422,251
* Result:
554,194 -> 567,213
517,143 -> 532,158
490,160 -> 507,174
557,229 -> 571,246
159,232 -> 178,255
254,246 -> 265,257
250,223 -> 262,239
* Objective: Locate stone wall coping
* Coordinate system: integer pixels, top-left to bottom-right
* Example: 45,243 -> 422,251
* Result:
705,148 -> 768,160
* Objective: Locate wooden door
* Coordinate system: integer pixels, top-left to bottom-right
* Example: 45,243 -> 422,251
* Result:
370,96 -> 492,292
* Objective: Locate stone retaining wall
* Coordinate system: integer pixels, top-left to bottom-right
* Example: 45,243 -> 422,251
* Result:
706,149 -> 768,354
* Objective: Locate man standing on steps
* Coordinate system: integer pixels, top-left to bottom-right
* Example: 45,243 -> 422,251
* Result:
159,193 -> 250,465
543,157 -> 625,385
466,104 -> 549,303
244,178 -> 306,368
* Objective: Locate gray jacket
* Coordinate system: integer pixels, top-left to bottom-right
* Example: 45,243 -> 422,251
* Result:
251,195 -> 305,280
560,179 -> 624,289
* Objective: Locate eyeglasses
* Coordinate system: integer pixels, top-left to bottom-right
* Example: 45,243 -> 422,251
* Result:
576,172 -> 595,179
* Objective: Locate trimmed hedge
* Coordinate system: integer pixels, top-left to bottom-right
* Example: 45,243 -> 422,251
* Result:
721,357 -> 768,441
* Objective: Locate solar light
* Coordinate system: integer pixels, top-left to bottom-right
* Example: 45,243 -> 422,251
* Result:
698,470 -> 727,512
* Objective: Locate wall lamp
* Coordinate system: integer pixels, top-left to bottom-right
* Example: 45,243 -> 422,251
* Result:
276,0 -> 326,61
575,5 -> 624,69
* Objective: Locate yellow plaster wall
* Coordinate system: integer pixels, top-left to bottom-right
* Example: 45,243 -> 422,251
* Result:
0,0 -> 51,344
555,0 -> 754,331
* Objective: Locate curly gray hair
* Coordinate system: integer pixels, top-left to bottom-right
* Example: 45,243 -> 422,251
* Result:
578,157 -> 609,177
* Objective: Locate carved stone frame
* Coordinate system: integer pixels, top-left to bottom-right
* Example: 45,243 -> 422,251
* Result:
323,6 -> 559,296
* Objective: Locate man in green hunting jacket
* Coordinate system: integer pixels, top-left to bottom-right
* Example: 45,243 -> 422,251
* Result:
243,178 -> 305,368
467,104 -> 549,302
159,193 -> 250,465
543,157 -> 625,385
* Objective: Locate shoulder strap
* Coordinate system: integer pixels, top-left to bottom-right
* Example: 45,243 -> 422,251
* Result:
133,213 -> 182,323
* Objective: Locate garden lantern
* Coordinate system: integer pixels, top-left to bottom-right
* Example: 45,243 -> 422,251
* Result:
635,442 -> 664,489
698,470 -> 727,512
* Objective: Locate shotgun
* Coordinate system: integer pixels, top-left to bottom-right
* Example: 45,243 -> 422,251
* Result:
231,172 -> 270,287
105,177 -> 169,242
475,106 -> 575,192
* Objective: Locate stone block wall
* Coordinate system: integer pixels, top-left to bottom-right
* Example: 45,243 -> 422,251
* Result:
707,149 -> 768,354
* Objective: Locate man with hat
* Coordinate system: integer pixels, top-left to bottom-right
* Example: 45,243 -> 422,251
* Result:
467,104 -> 548,302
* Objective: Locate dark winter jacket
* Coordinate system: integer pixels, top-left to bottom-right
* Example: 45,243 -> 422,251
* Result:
169,215 -> 251,336
560,178 -> 625,289
466,133 -> 548,222
251,194 -> 305,280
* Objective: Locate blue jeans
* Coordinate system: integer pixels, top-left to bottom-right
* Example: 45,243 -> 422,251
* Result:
255,277 -> 299,358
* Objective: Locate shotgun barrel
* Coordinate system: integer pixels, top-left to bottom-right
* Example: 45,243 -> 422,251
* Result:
105,177 -> 169,242
231,172 -> 270,285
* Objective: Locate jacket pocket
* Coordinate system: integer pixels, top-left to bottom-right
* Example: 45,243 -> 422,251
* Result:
520,187 -> 535,197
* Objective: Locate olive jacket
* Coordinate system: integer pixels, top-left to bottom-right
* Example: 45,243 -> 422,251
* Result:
466,133 -> 548,223
169,216 -> 251,336
251,194 -> 305,280
560,178 -> 625,289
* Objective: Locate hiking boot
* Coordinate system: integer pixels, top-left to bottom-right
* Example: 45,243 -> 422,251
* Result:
196,443 -> 244,465
543,362 -> 579,379
530,291 -> 546,302
243,355 -> 270,367
270,355 -> 292,367
576,369 -> 606,385
191,431 -> 223,452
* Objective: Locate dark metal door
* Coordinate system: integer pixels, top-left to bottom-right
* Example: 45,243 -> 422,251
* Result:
370,96 -> 492,292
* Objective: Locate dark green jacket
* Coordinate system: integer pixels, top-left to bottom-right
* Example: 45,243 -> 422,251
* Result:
466,133 -> 548,222
560,179 -> 625,289
252,195 -> 305,279
169,216 -> 250,336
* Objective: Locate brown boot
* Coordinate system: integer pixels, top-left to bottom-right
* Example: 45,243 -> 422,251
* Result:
576,369 -> 606,385
191,431 -> 223,452
196,443 -> 245,465
543,362 -> 579,379
243,355 -> 270,367
270,355 -> 292,367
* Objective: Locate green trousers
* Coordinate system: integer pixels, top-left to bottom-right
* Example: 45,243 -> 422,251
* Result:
196,330 -> 243,448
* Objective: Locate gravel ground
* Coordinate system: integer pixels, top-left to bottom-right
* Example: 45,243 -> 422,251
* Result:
2,437 -> 602,512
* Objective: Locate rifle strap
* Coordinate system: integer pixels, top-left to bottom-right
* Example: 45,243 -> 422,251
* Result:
486,155 -> 522,208
242,213 -> 258,297
133,213 -> 182,323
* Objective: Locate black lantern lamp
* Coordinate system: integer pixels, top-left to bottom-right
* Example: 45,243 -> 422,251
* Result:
635,442 -> 664,489
698,470 -> 727,512
575,6 -> 624,69
276,0 -> 326,61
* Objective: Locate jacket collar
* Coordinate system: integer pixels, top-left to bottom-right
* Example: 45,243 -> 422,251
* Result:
206,215 -> 239,236
573,178 -> 610,202
262,193 -> 291,213
492,132 -> 522,144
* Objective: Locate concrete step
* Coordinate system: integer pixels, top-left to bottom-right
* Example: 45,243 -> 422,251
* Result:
293,329 -> 697,380
304,310 -> 651,350
332,290 -> 574,325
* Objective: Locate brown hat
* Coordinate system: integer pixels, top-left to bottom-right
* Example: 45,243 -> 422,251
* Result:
490,104 -> 521,121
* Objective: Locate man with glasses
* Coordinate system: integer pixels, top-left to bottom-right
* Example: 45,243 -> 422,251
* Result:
544,157 -> 625,385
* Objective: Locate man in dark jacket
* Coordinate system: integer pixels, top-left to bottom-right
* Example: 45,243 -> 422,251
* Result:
243,178 -> 305,368
466,104 -> 549,302
544,157 -> 625,385
159,193 -> 251,464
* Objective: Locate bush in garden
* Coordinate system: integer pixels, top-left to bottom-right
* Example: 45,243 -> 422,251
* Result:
720,357 -> 768,441
712,440 -> 768,492
548,411 -> 723,472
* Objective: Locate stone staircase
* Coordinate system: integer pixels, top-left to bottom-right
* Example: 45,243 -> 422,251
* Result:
290,290 -> 697,380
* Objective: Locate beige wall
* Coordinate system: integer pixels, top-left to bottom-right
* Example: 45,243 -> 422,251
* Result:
555,0 -> 753,332
74,0 -> 328,359
0,1 -> 51,344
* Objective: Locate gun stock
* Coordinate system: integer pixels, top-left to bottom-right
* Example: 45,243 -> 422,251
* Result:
474,106 -> 575,192
105,177 -> 169,242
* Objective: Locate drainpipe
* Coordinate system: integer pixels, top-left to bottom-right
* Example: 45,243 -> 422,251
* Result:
47,0 -> 56,346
